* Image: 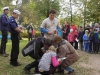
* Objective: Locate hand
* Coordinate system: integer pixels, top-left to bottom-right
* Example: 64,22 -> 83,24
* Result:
54,30 -> 58,34
58,59 -> 62,63
48,32 -> 52,35
42,50 -> 46,53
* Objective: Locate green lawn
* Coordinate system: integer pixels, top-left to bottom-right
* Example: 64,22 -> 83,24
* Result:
0,38 -> 95,75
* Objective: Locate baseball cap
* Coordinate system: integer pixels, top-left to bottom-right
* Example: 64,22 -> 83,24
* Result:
13,10 -> 21,15
3,6 -> 10,10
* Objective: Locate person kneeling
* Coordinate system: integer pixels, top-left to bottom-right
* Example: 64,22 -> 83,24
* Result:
38,46 -> 61,75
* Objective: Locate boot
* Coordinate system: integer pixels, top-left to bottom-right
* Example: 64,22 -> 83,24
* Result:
23,64 -> 33,74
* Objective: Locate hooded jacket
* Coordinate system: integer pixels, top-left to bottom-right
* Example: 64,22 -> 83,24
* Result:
57,40 -> 79,68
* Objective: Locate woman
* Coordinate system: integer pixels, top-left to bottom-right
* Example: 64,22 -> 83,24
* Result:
53,35 -> 79,75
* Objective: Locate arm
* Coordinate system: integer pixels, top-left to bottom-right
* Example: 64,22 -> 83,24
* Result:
33,41 -> 42,60
52,56 -> 59,67
9,21 -> 23,33
40,28 -> 48,34
40,19 -> 48,34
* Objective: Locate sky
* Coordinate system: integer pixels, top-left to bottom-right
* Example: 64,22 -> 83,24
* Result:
59,0 -> 79,18
12,0 -> 22,5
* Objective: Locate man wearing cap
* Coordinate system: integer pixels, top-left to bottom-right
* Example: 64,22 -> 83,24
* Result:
9,10 -> 23,66
0,7 -> 10,57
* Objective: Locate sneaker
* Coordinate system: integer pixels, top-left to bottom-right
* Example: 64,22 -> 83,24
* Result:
3,53 -> 9,57
23,69 -> 33,74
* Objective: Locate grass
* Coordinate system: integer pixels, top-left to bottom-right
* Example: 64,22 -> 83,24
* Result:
0,38 -> 97,75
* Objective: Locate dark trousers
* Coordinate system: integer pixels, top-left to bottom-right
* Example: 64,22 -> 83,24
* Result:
24,60 -> 39,71
0,30 -> 8,54
40,71 -> 50,75
89,41 -> 93,53
93,42 -> 98,53
98,43 -> 100,52
28,33 -> 32,41
70,42 -> 74,46
74,41 -> 78,50
24,54 -> 39,71
63,33 -> 68,40
10,33 -> 19,65
40,65 -> 56,75
79,41 -> 83,50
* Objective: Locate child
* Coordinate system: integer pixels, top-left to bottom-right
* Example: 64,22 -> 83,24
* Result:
83,30 -> 89,52
68,29 -> 75,46
93,29 -> 99,53
38,46 -> 61,75
77,27 -> 84,50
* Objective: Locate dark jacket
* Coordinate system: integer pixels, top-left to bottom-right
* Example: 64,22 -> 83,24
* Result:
27,25 -> 34,33
62,25 -> 70,35
77,31 -> 84,42
22,37 -> 44,60
89,31 -> 94,42
93,32 -> 98,43
0,13 -> 9,31
9,16 -> 18,33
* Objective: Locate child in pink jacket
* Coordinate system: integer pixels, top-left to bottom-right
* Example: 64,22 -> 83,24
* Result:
38,46 -> 61,75
68,29 -> 75,46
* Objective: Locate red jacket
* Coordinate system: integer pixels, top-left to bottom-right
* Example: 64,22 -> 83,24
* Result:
68,33 -> 75,42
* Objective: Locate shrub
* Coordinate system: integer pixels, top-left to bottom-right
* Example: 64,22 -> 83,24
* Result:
21,29 -> 41,38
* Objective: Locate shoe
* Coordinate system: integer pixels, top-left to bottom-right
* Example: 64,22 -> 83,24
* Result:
10,62 -> 21,67
34,70 -> 40,73
23,68 -> 33,74
68,70 -> 76,75
56,70 -> 64,74
3,53 -> 9,57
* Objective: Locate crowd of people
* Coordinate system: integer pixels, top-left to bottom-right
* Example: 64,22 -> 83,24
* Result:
62,21 -> 100,54
0,6 -> 99,75
0,7 -> 79,75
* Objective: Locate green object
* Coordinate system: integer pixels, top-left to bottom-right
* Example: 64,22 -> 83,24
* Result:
98,34 -> 100,40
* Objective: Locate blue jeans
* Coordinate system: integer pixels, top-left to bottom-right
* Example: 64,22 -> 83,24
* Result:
84,43 -> 89,52
64,66 -> 73,72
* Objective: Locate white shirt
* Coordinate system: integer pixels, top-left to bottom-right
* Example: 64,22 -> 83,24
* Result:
41,17 -> 60,40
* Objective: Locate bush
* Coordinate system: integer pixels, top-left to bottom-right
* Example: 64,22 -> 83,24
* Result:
21,29 -> 41,38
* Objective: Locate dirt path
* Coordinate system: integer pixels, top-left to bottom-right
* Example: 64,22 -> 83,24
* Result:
77,50 -> 100,75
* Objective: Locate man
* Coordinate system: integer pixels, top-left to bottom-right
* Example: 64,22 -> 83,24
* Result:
22,37 -> 52,74
27,23 -> 34,41
89,27 -> 94,53
62,22 -> 70,40
9,10 -> 23,66
40,9 -> 60,40
0,7 -> 10,57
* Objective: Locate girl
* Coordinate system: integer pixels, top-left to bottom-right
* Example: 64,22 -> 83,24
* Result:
38,46 -> 61,75
68,29 -> 75,46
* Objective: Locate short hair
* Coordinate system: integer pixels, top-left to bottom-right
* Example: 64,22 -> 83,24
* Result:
53,35 -> 62,43
44,38 -> 52,46
49,9 -> 56,14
